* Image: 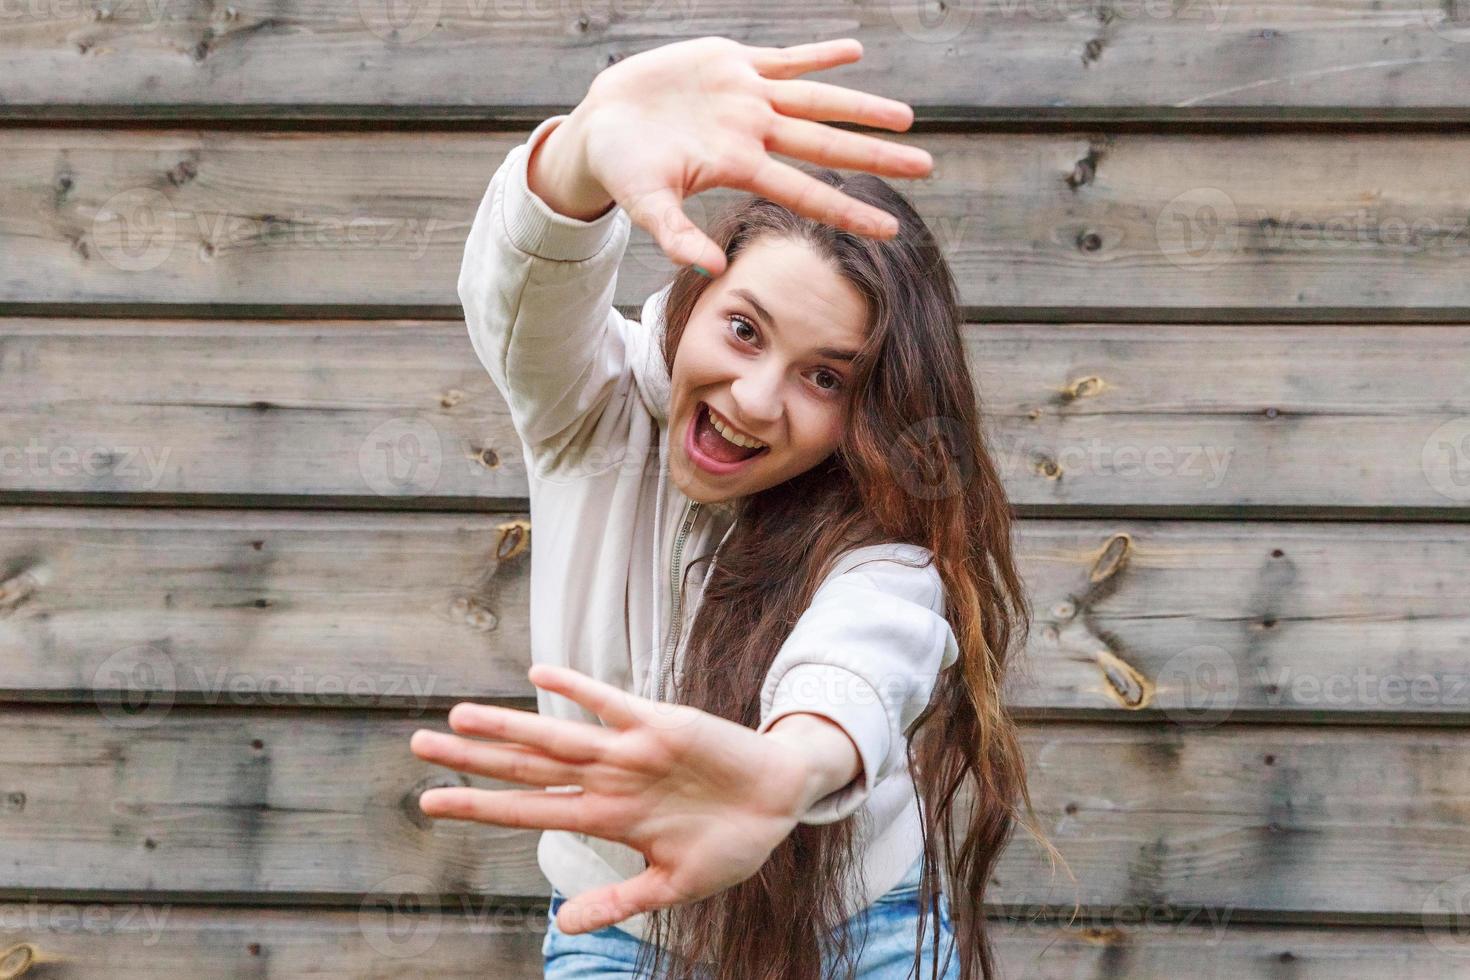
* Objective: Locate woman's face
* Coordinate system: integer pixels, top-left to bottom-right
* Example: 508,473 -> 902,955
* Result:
667,236 -> 869,504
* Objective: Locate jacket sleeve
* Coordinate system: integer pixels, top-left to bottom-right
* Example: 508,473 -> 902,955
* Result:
753,544 -> 961,825
457,113 -> 640,479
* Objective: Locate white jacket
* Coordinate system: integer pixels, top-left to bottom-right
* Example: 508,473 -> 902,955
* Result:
457,113 -> 961,941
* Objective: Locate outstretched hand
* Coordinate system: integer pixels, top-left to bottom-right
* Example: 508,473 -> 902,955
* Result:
568,35 -> 934,274
409,663 -> 814,935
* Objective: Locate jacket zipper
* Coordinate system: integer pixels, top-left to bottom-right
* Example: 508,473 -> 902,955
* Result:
655,499 -> 701,704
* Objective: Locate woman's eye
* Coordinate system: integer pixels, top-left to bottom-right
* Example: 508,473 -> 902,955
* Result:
813,369 -> 844,393
728,314 -> 758,344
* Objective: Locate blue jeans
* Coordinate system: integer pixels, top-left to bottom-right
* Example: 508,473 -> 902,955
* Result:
542,854 -> 960,979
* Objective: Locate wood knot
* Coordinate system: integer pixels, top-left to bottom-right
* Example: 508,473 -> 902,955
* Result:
1088,533 -> 1132,583
167,160 -> 198,187
404,772 -> 469,830
0,567 -> 47,616
1061,374 -> 1105,401
1079,926 -> 1124,945
439,388 -> 464,409
1095,648 -> 1154,709
1033,455 -> 1062,480
1066,155 -> 1097,191
0,943 -> 38,980
448,596 -> 498,633
495,519 -> 531,562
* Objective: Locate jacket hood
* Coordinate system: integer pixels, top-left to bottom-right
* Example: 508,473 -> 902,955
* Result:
630,280 -> 677,427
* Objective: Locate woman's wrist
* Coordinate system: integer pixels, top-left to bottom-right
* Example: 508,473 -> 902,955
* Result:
763,712 -> 863,817
526,109 -> 616,222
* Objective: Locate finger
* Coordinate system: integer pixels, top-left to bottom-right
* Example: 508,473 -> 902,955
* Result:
445,701 -> 608,763
410,728 -> 585,788
746,38 -> 864,80
764,77 -> 916,132
417,785 -> 598,835
736,156 -> 903,240
555,868 -> 681,936
527,663 -> 648,731
765,114 -> 932,179
623,184 -> 728,276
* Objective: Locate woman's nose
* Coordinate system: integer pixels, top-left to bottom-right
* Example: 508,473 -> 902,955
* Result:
727,369 -> 783,428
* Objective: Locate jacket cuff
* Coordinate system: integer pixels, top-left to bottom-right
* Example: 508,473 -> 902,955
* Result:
502,114 -> 623,262
755,662 -> 893,826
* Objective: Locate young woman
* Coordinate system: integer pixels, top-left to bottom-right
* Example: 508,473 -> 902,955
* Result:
410,35 -> 1054,980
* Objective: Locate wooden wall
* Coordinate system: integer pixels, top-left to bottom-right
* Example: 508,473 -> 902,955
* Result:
3,5 -> 1470,977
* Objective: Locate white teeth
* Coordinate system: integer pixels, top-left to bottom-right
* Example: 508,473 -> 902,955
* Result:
707,407 -> 767,450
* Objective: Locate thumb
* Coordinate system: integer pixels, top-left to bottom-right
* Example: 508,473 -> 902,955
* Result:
626,186 -> 727,276
554,869 -> 675,936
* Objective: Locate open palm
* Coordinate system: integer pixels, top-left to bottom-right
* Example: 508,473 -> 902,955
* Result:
572,35 -> 934,273
410,663 -> 813,935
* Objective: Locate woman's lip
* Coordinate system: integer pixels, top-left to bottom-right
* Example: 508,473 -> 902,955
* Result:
686,401 -> 769,476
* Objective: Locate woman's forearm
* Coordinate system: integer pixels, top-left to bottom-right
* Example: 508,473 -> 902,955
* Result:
762,712 -> 863,817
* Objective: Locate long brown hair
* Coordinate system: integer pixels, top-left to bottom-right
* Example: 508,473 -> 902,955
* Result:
631,163 -> 1066,980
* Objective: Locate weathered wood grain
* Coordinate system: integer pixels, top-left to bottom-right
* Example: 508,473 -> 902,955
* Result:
7,130 -> 1470,316
0,507 -> 531,708
3,318 -> 1468,509
1,907 -> 1467,978
0,318 -> 528,505
2,3 -> 1470,121
2,707 -> 1467,921
0,508 -> 1466,721
1,902 -> 547,978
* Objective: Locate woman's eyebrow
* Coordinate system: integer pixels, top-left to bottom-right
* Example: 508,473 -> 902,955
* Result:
729,287 -> 861,362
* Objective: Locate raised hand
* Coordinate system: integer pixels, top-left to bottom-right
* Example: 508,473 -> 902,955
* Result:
541,35 -> 934,275
409,663 -> 816,935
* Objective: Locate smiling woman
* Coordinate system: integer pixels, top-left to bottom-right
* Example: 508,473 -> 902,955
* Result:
433,33 -> 1056,980
668,238 -> 871,497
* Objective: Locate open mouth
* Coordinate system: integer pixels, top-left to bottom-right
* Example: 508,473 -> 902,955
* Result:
687,402 -> 770,475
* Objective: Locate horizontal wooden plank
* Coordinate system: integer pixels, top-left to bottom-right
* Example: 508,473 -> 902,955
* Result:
990,921 -> 1470,977
3,319 -> 1469,510
1,6 -> 1469,120
1,905 -> 1466,979
0,319 -> 528,504
0,508 -> 531,709
2,707 -> 1467,920
6,130 -> 1470,316
0,902 -> 546,979
2,508 -> 1467,722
